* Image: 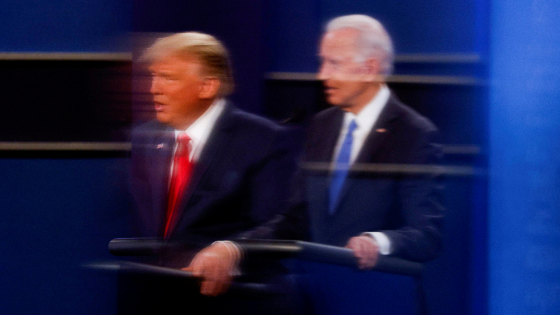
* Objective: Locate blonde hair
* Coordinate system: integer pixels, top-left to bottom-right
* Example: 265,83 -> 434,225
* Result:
141,32 -> 234,96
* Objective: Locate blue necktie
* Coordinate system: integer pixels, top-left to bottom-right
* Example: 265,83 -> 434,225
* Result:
329,119 -> 357,214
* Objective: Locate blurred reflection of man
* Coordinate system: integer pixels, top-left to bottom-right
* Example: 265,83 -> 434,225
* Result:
194,14 -> 444,298
128,32 -> 296,311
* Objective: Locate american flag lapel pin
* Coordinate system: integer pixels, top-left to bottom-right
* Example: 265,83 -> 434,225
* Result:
376,128 -> 387,133
157,143 -> 165,149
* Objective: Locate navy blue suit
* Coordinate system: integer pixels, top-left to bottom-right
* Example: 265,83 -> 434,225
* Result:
250,93 -> 444,262
303,93 -> 444,262
124,103 -> 299,314
236,93 -> 444,315
130,103 -> 296,250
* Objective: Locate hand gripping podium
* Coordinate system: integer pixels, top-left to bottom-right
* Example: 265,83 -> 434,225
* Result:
109,238 -> 426,315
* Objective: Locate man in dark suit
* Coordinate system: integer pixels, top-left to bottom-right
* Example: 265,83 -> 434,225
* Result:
194,15 -> 443,297
301,13 -> 443,267
128,32 -> 296,301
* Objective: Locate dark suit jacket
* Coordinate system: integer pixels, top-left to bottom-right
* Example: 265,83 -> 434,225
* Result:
124,103 -> 299,314
302,93 -> 444,262
249,93 -> 444,262
130,103 -> 296,257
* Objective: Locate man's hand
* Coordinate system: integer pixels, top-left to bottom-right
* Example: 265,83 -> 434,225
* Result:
345,235 -> 380,269
182,241 -> 241,297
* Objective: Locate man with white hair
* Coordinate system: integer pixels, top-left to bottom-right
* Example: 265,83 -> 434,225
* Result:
189,14 -> 443,299
308,14 -> 443,267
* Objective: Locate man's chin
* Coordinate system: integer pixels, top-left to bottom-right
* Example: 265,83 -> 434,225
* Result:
156,113 -> 171,125
326,96 -> 340,106
327,99 -> 347,108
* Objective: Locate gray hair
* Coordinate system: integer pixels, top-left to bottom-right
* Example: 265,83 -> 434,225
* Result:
326,15 -> 394,75
140,32 -> 234,96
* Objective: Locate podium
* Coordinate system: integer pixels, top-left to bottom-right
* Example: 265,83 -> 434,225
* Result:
109,239 -> 426,314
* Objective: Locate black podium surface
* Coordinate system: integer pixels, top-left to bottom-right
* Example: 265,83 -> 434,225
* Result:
109,238 -> 425,315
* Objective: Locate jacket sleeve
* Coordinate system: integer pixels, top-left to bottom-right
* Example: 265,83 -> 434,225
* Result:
380,125 -> 445,262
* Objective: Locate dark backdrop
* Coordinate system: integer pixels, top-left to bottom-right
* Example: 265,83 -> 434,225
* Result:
0,1 -> 489,314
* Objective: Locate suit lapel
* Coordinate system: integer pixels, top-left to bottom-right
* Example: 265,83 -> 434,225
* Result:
331,94 -> 402,214
168,103 -> 235,237
317,109 -> 345,213
185,105 -> 233,200
354,94 -> 401,164
308,109 -> 344,163
150,126 -> 175,236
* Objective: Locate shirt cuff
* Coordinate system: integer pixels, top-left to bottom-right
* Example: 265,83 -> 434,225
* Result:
362,232 -> 392,255
212,240 -> 243,276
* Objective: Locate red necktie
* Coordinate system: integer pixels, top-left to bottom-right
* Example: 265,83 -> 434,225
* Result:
164,132 -> 193,238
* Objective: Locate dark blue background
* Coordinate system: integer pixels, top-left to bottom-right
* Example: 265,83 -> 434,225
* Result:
1,1 -> 558,315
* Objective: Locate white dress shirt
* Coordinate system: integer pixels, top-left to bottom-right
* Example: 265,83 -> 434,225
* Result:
168,98 -> 226,186
331,85 -> 393,255
173,98 -> 226,162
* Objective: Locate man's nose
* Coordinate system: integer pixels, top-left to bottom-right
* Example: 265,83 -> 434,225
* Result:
150,77 -> 161,94
317,63 -> 330,81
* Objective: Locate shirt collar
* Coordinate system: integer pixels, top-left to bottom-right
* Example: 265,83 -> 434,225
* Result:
342,84 -> 390,131
174,98 -> 226,142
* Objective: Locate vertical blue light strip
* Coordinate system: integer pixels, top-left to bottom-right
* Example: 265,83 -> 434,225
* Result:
489,0 -> 560,314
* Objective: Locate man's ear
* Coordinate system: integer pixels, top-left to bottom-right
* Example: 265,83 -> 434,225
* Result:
199,77 -> 221,99
363,58 -> 383,82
